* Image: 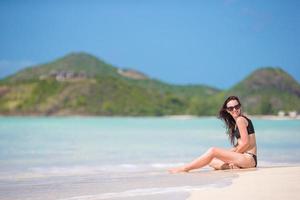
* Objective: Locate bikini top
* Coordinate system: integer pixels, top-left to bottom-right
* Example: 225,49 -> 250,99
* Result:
234,116 -> 255,139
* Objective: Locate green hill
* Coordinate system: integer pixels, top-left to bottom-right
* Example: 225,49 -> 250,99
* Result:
0,53 -> 299,116
5,52 -> 118,82
226,67 -> 300,114
0,52 -> 219,116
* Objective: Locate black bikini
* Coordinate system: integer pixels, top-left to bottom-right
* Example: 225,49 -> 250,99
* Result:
234,116 -> 257,167
233,117 -> 255,139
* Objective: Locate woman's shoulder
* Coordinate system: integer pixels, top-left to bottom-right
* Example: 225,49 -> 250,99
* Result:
236,116 -> 249,126
239,115 -> 253,122
236,115 -> 248,121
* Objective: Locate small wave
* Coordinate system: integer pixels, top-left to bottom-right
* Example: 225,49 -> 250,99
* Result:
118,164 -> 138,169
0,162 -> 187,180
150,162 -> 185,168
57,185 -> 212,200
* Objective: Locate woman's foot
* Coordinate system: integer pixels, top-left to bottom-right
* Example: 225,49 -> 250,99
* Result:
219,163 -> 240,170
229,163 -> 240,169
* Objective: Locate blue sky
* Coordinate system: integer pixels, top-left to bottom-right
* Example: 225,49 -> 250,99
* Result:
0,0 -> 299,89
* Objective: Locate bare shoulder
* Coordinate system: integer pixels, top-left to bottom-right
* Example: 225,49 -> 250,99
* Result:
236,116 -> 248,126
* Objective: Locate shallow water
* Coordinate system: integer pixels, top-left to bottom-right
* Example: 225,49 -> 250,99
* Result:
0,117 -> 299,199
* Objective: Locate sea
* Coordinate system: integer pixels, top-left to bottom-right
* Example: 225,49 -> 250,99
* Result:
0,116 -> 299,200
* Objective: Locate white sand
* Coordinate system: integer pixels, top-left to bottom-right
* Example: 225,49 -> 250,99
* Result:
187,166 -> 300,200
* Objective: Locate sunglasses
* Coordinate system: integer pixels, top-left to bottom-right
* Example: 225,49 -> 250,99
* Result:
226,104 -> 241,111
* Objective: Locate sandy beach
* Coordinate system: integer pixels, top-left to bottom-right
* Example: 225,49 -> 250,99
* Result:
187,166 -> 300,200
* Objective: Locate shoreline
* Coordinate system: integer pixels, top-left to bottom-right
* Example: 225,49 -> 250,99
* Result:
187,166 -> 300,200
0,114 -> 299,120
247,114 -> 300,120
165,114 -> 300,120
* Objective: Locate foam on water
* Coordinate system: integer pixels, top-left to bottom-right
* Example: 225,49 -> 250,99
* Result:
0,162 -> 189,181
57,185 -> 214,200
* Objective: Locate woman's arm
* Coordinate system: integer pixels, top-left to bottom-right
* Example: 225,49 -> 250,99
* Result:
230,147 -> 237,152
234,117 -> 250,153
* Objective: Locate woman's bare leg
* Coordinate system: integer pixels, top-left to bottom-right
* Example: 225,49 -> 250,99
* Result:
168,147 -> 249,173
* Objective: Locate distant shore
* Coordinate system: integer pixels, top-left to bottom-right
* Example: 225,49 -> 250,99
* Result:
1,114 -> 300,120
187,166 -> 300,200
247,114 -> 300,120
164,114 -> 300,120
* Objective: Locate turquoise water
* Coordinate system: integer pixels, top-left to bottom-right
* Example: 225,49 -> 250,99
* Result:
0,117 -> 300,199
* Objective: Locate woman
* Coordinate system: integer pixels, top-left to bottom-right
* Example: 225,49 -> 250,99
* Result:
168,96 -> 257,173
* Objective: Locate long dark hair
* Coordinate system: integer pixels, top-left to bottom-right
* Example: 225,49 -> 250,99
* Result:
218,96 -> 242,146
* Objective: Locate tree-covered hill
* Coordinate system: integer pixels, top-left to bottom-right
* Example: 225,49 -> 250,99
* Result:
226,67 -> 300,114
